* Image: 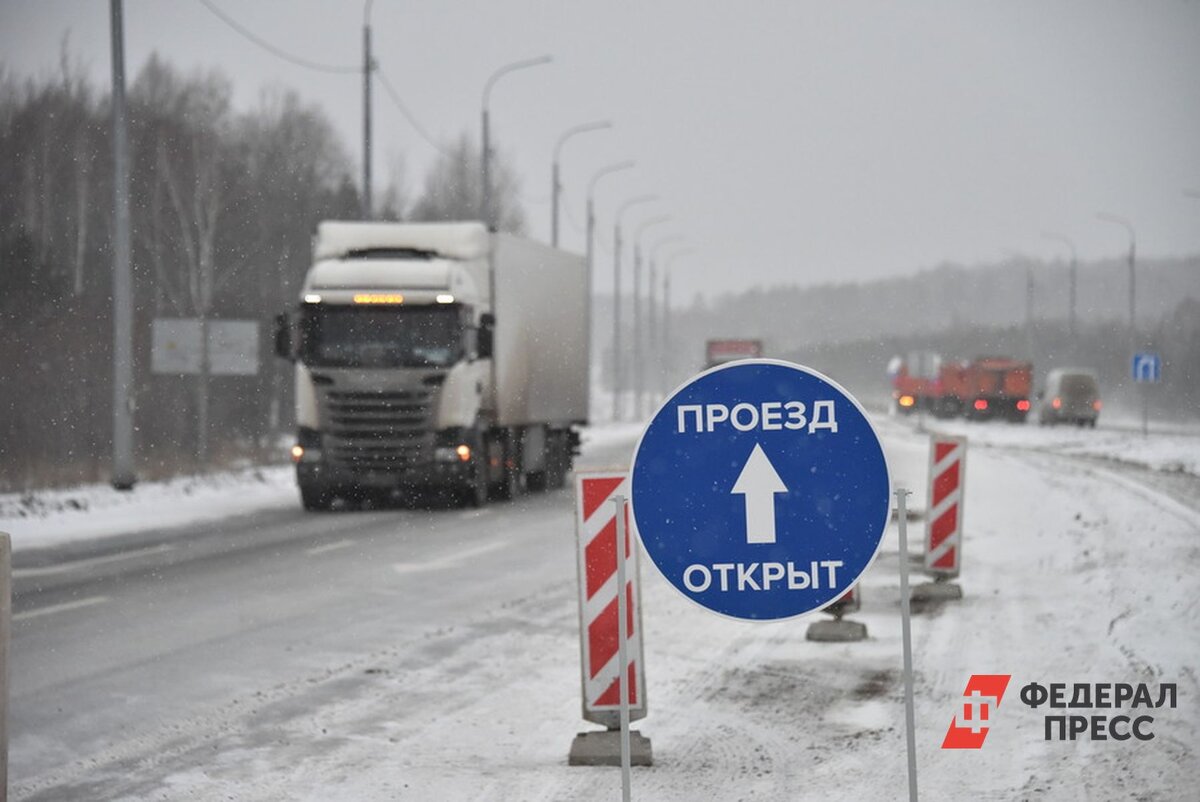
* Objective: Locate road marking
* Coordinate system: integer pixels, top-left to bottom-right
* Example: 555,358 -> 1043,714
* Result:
13,543 -> 174,579
14,595 -> 110,622
305,539 -> 355,556
392,539 -> 506,575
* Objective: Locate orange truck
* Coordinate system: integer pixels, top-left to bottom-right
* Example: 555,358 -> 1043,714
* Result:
887,351 -> 950,415
889,353 -> 1032,422
957,357 -> 1033,422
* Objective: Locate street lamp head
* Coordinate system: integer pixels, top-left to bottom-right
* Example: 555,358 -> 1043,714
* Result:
483,55 -> 554,109
587,161 -> 635,199
616,194 -> 658,227
650,235 -> 685,261
1096,211 -> 1136,243
1040,231 -> 1076,259
554,120 -> 613,161
634,214 -> 672,245
665,247 -> 696,269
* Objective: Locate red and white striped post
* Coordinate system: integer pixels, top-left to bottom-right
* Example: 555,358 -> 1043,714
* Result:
913,434 -> 966,601
568,471 -> 652,766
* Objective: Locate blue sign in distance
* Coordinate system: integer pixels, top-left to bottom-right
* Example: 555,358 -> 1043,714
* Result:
1131,352 -> 1162,384
630,359 -> 891,622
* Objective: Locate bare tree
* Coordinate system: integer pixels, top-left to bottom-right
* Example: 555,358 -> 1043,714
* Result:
409,132 -> 526,233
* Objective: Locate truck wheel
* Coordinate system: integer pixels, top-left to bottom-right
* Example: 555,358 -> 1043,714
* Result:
546,435 -> 570,489
498,461 -> 524,500
300,481 -> 333,512
494,431 -> 525,501
463,452 -> 489,508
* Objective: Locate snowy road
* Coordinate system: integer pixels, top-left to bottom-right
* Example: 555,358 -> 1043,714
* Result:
7,419 -> 1200,800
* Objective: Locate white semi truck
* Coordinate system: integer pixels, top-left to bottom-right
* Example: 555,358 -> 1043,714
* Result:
274,221 -> 588,510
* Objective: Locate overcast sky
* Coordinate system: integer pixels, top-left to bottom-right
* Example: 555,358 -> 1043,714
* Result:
3,1 -> 1199,299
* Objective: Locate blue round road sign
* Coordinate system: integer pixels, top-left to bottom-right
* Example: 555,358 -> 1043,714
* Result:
630,359 -> 891,621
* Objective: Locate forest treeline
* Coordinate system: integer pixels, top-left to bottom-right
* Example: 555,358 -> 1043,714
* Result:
0,54 -> 524,490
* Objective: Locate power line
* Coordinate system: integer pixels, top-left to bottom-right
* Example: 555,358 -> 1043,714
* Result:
197,0 -> 359,74
374,67 -> 453,157
197,0 -> 547,216
197,0 -> 453,159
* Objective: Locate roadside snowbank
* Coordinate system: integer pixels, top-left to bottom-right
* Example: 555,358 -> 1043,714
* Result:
0,421 -> 649,553
0,466 -> 297,552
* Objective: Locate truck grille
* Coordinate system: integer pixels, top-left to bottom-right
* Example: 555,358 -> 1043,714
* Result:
322,389 -> 436,471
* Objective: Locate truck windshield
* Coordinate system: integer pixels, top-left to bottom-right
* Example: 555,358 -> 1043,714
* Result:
301,304 -> 463,368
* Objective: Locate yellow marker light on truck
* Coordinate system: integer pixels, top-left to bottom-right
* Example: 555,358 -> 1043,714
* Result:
436,294 -> 455,304
898,394 -> 915,408
353,293 -> 404,304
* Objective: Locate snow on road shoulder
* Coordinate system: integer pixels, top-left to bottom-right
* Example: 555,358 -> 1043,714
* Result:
906,415 -> 1200,476
0,466 -> 297,552
0,421 -> 646,555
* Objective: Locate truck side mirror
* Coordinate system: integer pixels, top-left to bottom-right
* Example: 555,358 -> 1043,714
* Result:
478,313 -> 495,360
273,312 -> 293,360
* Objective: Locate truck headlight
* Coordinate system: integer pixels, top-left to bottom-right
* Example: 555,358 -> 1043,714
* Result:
434,445 -> 472,463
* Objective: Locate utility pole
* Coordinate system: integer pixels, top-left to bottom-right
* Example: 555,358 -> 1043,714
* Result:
362,1 -> 373,219
110,0 -> 135,490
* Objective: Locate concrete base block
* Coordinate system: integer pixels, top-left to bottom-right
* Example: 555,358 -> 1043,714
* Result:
910,580 -> 963,602
806,618 -> 868,642
569,730 -> 653,767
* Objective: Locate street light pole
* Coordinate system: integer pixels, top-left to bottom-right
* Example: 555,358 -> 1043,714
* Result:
480,55 -> 552,228
661,248 -> 695,399
362,0 -> 374,219
1041,231 -> 1077,337
1096,212 -> 1137,344
646,236 -> 683,407
110,0 -> 135,490
632,216 -> 671,418
613,195 -> 658,421
585,161 -> 635,407
552,120 -> 612,247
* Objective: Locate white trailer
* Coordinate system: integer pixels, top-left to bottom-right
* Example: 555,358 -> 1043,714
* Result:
275,221 -> 588,510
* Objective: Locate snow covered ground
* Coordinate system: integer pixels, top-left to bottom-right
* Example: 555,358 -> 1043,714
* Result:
7,416 -> 1200,800
0,465 -> 298,551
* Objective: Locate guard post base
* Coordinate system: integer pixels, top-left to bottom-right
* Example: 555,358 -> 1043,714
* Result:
806,618 -> 868,642
910,578 -> 963,602
568,730 -> 653,766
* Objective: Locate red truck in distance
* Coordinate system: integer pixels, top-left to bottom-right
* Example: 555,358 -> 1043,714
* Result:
705,339 -> 764,369
889,353 -> 1032,423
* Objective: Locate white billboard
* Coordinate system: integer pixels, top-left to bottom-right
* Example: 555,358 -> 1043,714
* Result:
151,318 -> 259,376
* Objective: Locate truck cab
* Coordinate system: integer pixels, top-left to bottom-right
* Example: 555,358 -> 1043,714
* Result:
276,222 -> 585,510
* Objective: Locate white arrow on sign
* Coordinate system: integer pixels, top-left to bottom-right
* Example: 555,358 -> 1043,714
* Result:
731,443 -> 788,544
